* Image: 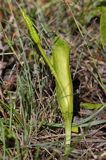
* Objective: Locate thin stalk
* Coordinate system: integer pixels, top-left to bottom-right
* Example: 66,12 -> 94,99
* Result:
64,117 -> 72,155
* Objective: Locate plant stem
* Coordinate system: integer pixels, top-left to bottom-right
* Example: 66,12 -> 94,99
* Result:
64,115 -> 73,155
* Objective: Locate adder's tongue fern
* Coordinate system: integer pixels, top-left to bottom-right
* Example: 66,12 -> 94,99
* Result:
21,9 -> 73,154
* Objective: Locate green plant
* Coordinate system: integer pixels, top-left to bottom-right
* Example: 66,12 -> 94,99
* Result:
21,9 -> 74,155
100,2 -> 106,45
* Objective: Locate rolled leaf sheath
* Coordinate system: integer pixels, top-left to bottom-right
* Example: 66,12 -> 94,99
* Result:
52,37 -> 73,147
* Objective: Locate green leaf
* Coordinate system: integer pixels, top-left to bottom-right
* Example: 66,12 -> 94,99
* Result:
80,102 -> 106,109
100,6 -> 106,45
52,37 -> 73,154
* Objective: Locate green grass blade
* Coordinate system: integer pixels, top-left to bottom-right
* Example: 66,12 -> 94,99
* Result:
80,102 -> 106,109
100,6 -> 106,45
0,100 -> 23,127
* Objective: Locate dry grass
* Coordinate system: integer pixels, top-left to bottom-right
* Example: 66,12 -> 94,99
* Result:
0,0 -> 106,159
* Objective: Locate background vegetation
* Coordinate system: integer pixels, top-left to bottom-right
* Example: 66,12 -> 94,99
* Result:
0,0 -> 106,159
